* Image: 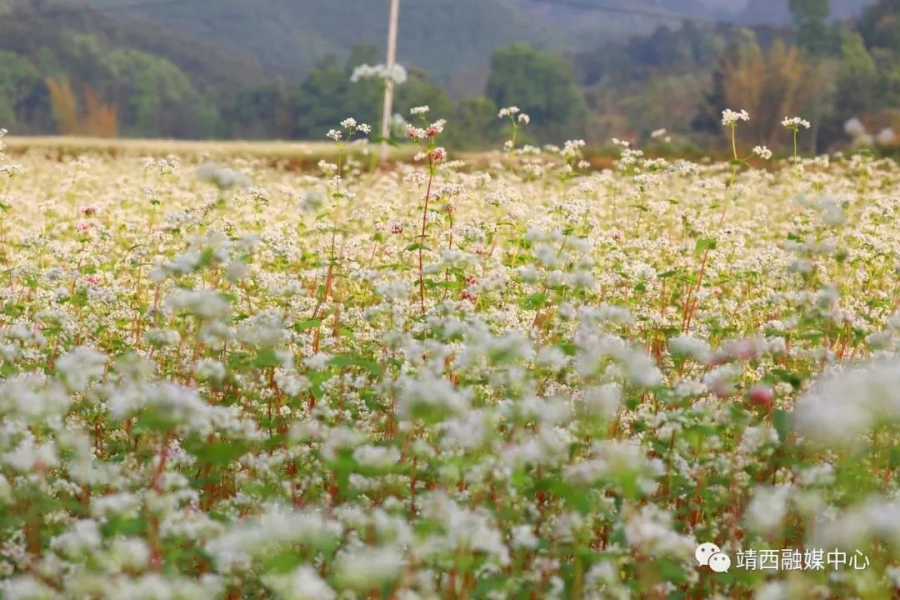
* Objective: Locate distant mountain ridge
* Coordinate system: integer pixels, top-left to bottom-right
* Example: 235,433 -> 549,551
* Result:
734,0 -> 875,23
44,0 -> 883,95
75,0 -> 754,93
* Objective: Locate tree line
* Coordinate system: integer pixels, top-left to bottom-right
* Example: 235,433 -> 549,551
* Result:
0,0 -> 897,152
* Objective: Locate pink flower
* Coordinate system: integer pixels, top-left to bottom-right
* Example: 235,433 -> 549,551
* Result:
748,384 -> 775,411
406,125 -> 426,141
727,338 -> 764,362
75,220 -> 93,233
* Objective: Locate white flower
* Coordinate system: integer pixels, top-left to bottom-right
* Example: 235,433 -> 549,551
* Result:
704,363 -> 741,398
498,106 -> 520,118
579,383 -> 622,419
566,440 -> 663,495
56,346 -> 106,392
844,117 -> 867,138
535,346 -> 568,371
51,519 -> 102,557
194,359 -> 227,383
795,357 -> 900,446
721,109 -> 750,126
207,508 -> 342,572
301,188 -> 326,212
166,289 -> 232,321
196,161 -> 251,189
410,105 -> 430,115
876,127 -> 897,146
668,335 -> 710,362
353,444 -> 401,468
4,436 -> 58,472
397,371 -> 470,420
816,195 -> 846,227
304,352 -> 331,371
264,565 -> 335,600
350,63 -> 407,85
336,546 -> 405,590
624,504 -> 695,558
781,116 -> 811,130
0,577 -> 56,600
511,524 -> 539,550
745,485 -> 792,534
752,145 -> 773,160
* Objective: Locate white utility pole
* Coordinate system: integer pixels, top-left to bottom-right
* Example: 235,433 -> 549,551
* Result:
380,0 -> 400,162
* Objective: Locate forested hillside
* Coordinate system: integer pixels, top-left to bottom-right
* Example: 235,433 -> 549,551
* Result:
83,0 -> 577,92
0,0 -> 267,137
0,0 -> 894,151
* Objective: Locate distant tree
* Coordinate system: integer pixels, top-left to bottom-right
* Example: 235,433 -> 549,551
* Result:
789,0 -> 836,57
443,96 -> 503,149
858,0 -> 900,55
694,28 -> 757,134
486,43 -> 588,143
835,30 -> 879,117
224,82 -> 298,139
0,52 -> 42,128
698,35 -> 822,148
292,44 -> 453,141
859,0 -> 900,107
44,78 -> 118,137
45,77 -> 79,135
293,55 -> 379,140
102,48 -> 217,138
82,87 -> 118,138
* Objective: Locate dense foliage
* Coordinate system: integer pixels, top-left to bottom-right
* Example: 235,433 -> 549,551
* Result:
574,0 -> 899,151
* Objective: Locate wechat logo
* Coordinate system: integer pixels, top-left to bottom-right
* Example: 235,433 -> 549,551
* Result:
696,542 -> 731,573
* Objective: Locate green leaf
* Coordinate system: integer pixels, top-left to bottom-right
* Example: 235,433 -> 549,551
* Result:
328,355 -> 381,375
521,293 -> 548,310
536,479 -> 592,514
254,349 -> 281,368
766,369 -> 801,389
890,447 -> 900,469
191,441 -> 249,466
293,319 -> 322,332
695,238 -> 717,252
773,409 -> 792,441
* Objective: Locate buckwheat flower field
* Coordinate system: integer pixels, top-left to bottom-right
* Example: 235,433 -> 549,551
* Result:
1,110 -> 900,600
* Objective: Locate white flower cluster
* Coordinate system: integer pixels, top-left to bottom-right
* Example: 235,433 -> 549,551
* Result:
350,62 -> 408,85
0,107 -> 898,598
721,108 -> 750,126
782,116 -> 811,130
